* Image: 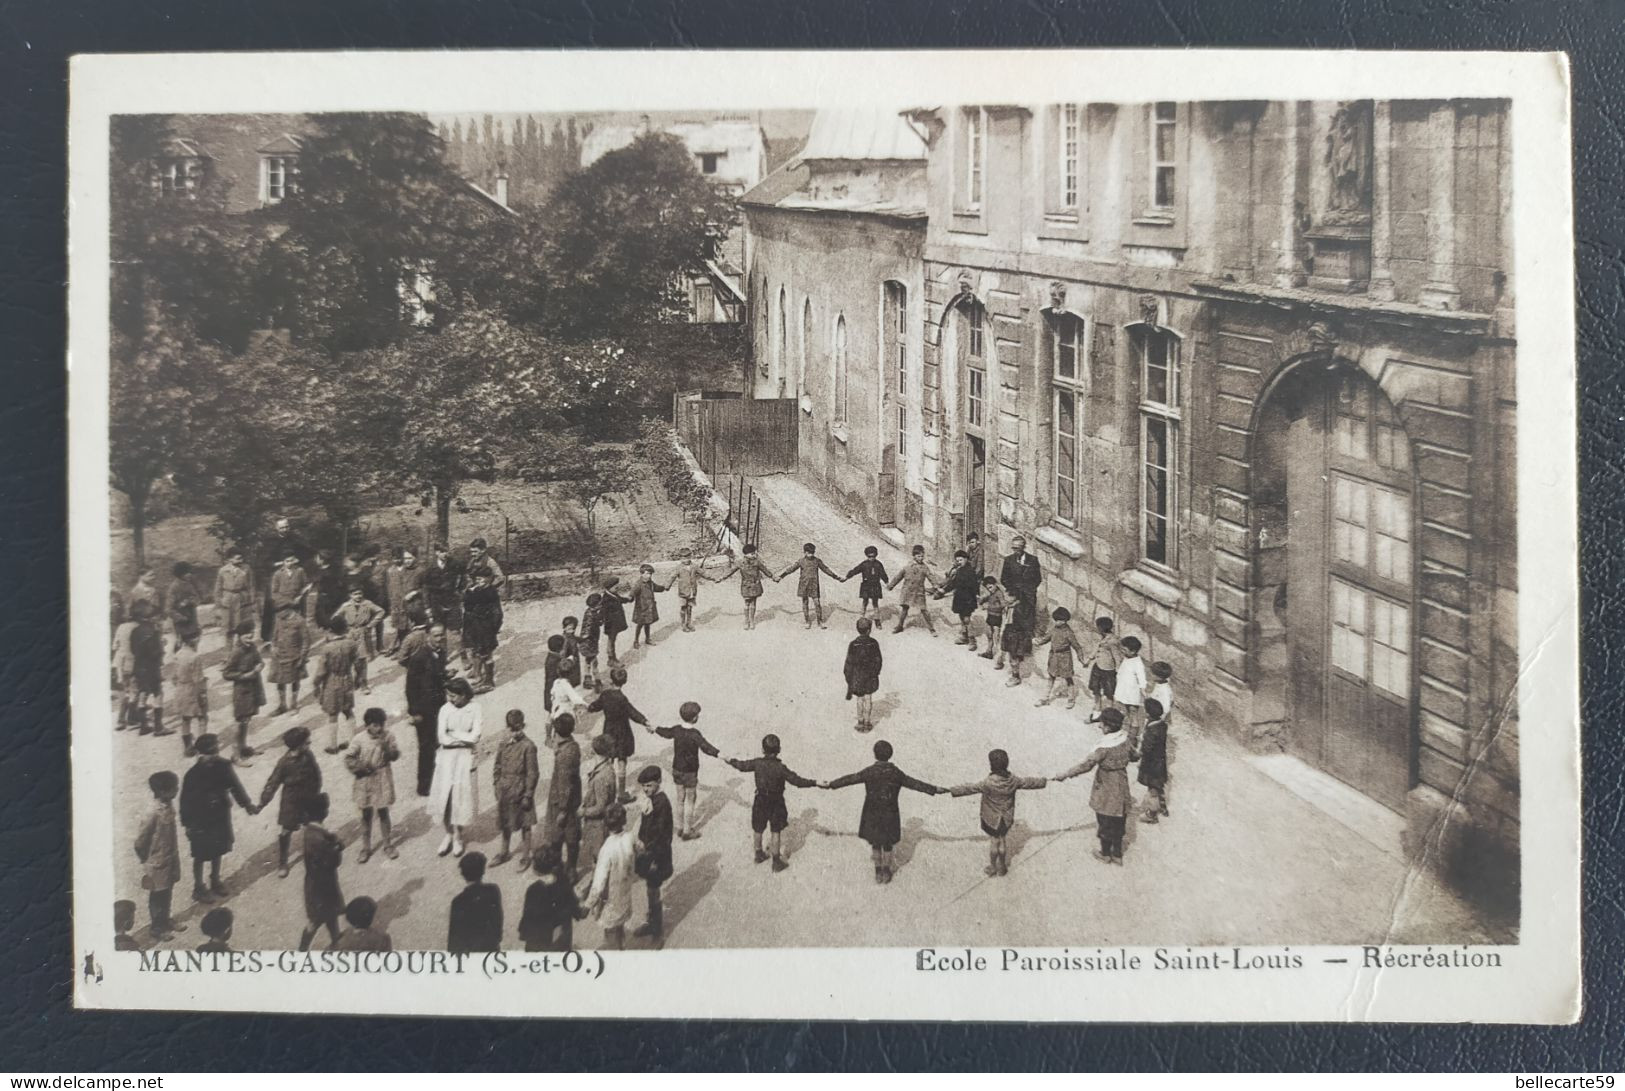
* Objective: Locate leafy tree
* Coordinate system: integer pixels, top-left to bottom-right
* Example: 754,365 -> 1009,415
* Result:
268,113 -> 509,350
347,310 -> 569,542
539,132 -> 737,338
110,323 -> 224,568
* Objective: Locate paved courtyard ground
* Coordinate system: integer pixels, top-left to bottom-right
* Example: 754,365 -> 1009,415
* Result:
109,583 -> 1505,953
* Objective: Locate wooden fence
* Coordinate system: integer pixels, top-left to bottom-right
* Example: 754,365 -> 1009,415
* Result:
674,391 -> 798,478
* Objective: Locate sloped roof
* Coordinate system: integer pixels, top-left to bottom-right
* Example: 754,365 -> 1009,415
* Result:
799,108 -> 925,161
740,160 -> 810,207
256,133 -> 305,155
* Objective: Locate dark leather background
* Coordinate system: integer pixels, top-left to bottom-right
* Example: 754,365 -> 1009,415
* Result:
3,0 -> 1619,1071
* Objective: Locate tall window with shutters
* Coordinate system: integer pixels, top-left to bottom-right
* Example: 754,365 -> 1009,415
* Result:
1058,104 -> 1081,212
1150,102 -> 1178,211
1139,328 -> 1181,567
1052,313 -> 1087,525
956,107 -> 985,213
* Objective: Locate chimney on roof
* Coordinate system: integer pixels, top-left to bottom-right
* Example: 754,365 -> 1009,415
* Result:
494,170 -> 509,209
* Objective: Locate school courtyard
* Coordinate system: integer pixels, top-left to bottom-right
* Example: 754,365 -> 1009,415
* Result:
109,545 -> 1509,954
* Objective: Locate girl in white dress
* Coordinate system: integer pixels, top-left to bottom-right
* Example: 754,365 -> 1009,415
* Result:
429,677 -> 483,857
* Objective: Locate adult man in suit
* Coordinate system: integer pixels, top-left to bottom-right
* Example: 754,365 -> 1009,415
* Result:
999,534 -> 1043,615
259,517 -> 311,639
405,623 -> 453,797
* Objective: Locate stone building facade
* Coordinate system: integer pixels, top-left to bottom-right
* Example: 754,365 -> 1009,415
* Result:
747,99 -> 1519,911
742,110 -> 928,531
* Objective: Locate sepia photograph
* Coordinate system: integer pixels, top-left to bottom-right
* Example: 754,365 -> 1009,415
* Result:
68,49 -> 1579,1022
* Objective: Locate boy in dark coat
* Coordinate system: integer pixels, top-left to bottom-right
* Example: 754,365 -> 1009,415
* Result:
628,563 -> 669,649
298,792 -> 345,950
843,617 -> 884,733
1001,596 -> 1035,687
599,577 -> 632,666
845,546 -> 889,621
544,713 -> 583,873
518,844 -> 585,952
220,622 -> 266,764
647,701 -> 721,840
633,765 -> 674,942
586,665 -> 648,804
447,851 -> 503,953
948,749 -> 1047,877
578,595 -> 604,689
492,709 -> 540,868
168,562 -> 203,648
727,734 -> 816,872
778,542 -> 846,630
1137,697 -> 1171,823
1056,708 -> 1136,864
934,550 -> 983,649
179,734 -> 257,903
461,537 -> 506,691
259,726 -> 322,878
821,739 -> 943,884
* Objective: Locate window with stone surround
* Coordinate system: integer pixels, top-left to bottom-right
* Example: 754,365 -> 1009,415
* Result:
886,282 -> 908,456
1138,326 -> 1181,568
956,107 -> 986,213
1150,101 -> 1178,211
777,287 -> 788,394
1051,103 -> 1084,217
1051,313 -> 1087,526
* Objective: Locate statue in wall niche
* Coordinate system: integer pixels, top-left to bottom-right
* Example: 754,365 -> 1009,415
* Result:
957,270 -> 975,298
1323,101 -> 1372,223
1048,282 -> 1067,312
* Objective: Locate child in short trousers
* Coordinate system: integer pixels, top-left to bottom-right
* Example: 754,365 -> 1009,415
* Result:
727,734 -> 816,872
948,749 -> 1047,877
647,701 -> 721,840
1085,617 -> 1120,723
845,546 -> 889,621
977,577 -> 1006,664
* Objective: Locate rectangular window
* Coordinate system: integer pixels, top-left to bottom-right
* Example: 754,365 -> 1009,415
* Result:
1371,484 -> 1412,586
1052,315 -> 1086,526
968,304 -> 984,358
1330,578 -> 1369,678
1332,473 -> 1411,587
1151,102 -> 1177,210
156,157 -> 201,198
700,152 -> 721,175
1060,104 -> 1081,210
1055,389 -> 1078,524
261,155 -> 297,205
1139,329 -> 1181,567
960,107 -> 985,210
898,405 -> 908,458
1332,475 -> 1370,569
1369,596 -> 1412,698
968,365 -> 986,429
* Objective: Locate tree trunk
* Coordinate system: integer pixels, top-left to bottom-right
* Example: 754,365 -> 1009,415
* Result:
435,486 -> 453,545
128,490 -> 148,572
584,502 -> 599,582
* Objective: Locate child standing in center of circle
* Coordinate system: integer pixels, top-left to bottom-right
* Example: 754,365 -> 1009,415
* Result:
843,616 -> 884,733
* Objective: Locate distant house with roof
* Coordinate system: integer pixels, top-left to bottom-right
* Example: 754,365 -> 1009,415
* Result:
741,108 -> 927,535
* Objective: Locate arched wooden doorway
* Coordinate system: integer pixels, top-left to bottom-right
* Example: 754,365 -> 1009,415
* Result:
1252,360 -> 1418,811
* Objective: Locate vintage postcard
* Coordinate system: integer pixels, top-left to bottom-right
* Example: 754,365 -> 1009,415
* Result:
68,49 -> 1578,1022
